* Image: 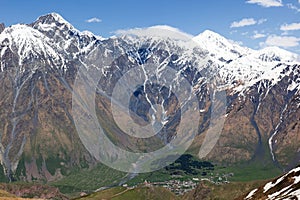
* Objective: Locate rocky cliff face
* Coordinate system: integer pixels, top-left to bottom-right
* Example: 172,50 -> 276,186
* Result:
0,14 -> 97,181
0,13 -> 299,182
0,23 -> 4,34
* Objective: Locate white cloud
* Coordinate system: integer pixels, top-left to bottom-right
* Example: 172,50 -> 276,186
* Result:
280,22 -> 300,31
114,25 -> 194,42
246,0 -> 283,7
230,18 -> 257,28
230,18 -> 266,28
287,4 -> 300,12
252,33 -> 266,39
86,17 -> 102,23
258,18 -> 267,24
281,31 -> 289,36
261,35 -> 300,48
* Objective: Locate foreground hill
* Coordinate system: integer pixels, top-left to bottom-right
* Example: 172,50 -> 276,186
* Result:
238,165 -> 300,200
0,183 -> 67,200
77,186 -> 179,200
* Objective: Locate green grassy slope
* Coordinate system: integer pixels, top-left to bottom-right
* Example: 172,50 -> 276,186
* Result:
78,186 -> 179,200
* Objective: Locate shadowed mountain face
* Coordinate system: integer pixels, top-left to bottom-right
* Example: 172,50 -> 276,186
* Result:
0,23 -> 4,34
0,13 -> 299,182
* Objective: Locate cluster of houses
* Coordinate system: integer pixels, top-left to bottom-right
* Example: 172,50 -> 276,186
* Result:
138,179 -> 198,195
120,172 -> 235,195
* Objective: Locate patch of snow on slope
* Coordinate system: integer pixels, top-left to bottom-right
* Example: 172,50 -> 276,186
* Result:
245,188 -> 258,199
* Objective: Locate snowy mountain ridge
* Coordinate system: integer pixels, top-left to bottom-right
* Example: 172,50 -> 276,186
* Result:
0,13 -> 299,98
0,24 -> 61,66
192,29 -> 300,94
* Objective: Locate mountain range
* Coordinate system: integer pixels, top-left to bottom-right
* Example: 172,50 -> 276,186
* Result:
0,12 -> 299,194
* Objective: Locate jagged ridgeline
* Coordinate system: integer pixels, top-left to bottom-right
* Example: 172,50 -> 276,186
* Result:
0,13 -> 299,183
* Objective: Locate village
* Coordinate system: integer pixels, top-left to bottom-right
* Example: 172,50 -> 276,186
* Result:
123,172 -> 234,195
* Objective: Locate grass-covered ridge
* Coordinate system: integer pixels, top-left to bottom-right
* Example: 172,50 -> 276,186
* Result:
77,186 -> 179,200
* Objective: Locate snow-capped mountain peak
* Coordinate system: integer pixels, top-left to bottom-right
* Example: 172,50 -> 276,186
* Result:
256,46 -> 300,63
32,12 -> 74,30
0,13 -> 104,72
193,29 -> 252,62
193,30 -> 299,65
30,12 -> 79,43
47,13 -> 71,24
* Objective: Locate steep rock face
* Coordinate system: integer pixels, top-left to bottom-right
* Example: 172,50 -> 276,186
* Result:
0,13 -> 299,182
192,31 -> 300,168
0,14 -> 98,181
0,23 -> 4,34
202,64 -> 300,167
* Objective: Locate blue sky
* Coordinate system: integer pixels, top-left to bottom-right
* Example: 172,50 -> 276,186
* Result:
1,0 -> 300,53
